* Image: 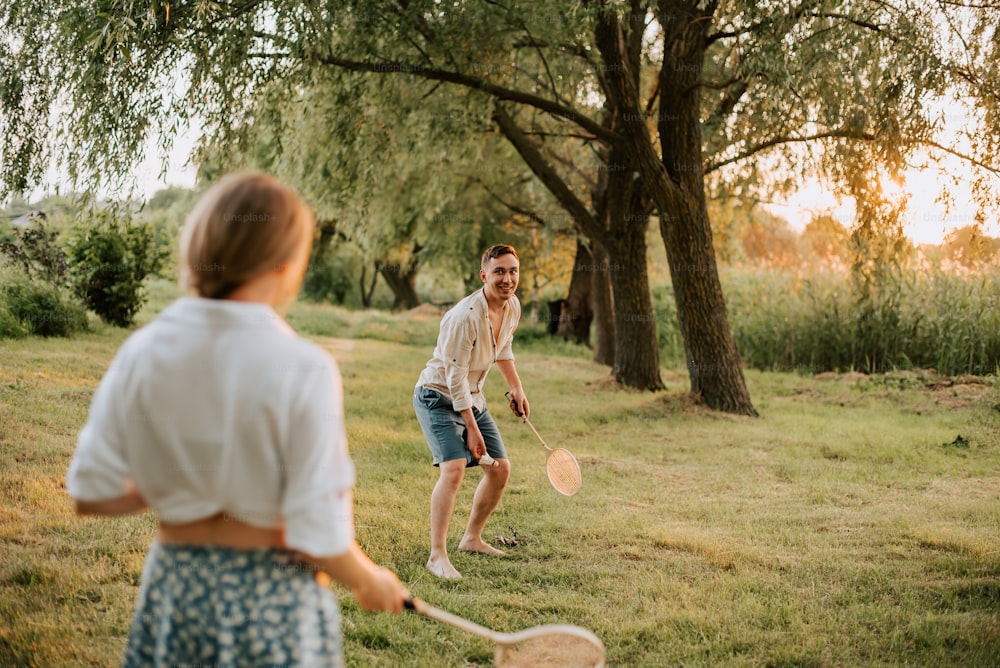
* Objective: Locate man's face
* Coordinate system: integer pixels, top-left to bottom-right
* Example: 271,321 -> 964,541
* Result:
480,253 -> 519,303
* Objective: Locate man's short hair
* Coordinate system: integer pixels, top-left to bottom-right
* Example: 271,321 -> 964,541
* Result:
481,244 -> 519,270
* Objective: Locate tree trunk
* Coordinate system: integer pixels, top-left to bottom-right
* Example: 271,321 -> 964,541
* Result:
590,241 -> 616,366
359,264 -> 377,308
654,3 -> 757,415
602,189 -> 663,391
556,238 -> 594,344
592,3 -> 755,414
594,128 -> 663,390
377,258 -> 421,310
491,101 -> 661,389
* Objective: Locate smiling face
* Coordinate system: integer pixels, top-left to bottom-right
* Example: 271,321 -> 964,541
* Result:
480,252 -> 519,305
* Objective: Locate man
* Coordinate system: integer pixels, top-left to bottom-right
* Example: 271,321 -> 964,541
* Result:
413,244 -> 529,579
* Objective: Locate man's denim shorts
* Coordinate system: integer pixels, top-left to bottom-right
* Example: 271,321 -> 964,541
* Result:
413,386 -> 508,467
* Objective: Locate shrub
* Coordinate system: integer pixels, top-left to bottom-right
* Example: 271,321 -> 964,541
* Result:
0,270 -> 88,337
0,220 -> 69,286
0,299 -> 28,338
67,209 -> 164,327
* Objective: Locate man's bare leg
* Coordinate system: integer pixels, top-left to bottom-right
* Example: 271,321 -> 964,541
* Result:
459,459 -> 510,556
427,459 -> 465,579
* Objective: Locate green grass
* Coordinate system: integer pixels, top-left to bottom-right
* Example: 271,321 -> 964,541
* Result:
2,289 -> 999,666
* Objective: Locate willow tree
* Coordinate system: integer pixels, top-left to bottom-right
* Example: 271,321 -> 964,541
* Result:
4,1 -> 1000,415
194,64 -> 581,311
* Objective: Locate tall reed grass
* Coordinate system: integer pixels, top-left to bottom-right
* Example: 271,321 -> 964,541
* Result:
654,264 -> 1000,376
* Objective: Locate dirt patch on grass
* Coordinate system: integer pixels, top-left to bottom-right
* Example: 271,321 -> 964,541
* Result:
814,369 -> 995,410
931,381 -> 991,409
814,371 -> 869,385
631,390 -> 751,421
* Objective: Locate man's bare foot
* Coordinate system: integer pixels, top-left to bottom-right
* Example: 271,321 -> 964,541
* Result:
426,555 -> 462,579
458,537 -> 506,556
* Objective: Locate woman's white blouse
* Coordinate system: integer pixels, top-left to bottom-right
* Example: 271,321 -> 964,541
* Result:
66,297 -> 356,557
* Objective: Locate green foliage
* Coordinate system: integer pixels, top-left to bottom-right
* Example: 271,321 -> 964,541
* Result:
6,0 -> 1000,405
202,67 -> 566,292
0,289 -> 28,338
696,265 -> 1000,377
303,241 -> 363,305
0,217 -> 91,339
138,186 -> 198,279
67,209 -> 164,327
0,267 -> 88,337
0,220 -> 70,286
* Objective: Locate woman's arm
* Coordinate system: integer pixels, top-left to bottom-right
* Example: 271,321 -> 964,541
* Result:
297,542 -> 408,613
73,479 -> 147,516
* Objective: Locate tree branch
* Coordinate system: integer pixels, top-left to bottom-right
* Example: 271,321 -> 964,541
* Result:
524,130 -> 601,141
918,139 -> 1000,175
473,177 -> 552,226
512,19 -> 566,107
705,129 -> 1000,176
706,0 -> 826,44
702,79 -> 749,158
492,102 -> 602,238
807,12 -> 883,33
309,53 -> 622,145
705,130 -> 877,174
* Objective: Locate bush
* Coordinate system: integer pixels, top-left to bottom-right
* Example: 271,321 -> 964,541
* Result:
0,220 -> 70,286
0,300 -> 28,338
67,209 -> 164,327
0,271 -> 88,337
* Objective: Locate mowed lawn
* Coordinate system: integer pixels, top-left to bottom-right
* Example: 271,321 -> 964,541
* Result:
1,296 -> 999,666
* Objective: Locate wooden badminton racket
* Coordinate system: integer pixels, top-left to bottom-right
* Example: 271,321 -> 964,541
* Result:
406,597 -> 605,667
506,392 -> 582,496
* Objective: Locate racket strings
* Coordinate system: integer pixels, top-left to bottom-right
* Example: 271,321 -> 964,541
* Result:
497,632 -> 604,667
546,448 -> 582,496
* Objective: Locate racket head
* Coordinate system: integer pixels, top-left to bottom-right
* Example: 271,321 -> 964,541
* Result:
495,623 -> 605,667
545,447 -> 582,496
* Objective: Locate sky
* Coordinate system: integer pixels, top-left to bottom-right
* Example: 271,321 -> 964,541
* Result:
767,163 -> 983,246
130,134 -> 199,198
28,124 -> 199,205
766,100 -> 996,246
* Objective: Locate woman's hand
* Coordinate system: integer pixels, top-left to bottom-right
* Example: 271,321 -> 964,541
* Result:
303,543 -> 409,614
354,566 -> 409,614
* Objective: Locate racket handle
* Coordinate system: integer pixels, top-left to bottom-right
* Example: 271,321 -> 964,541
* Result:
505,391 -> 524,417
479,453 -> 499,467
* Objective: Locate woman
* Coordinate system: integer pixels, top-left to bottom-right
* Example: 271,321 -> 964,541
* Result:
66,172 -> 408,667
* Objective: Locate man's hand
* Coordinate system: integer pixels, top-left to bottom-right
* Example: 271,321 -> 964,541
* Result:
505,390 -> 530,420
464,427 -> 487,460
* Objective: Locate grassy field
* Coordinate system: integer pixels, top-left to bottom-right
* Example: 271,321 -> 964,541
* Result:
1,285 -> 999,666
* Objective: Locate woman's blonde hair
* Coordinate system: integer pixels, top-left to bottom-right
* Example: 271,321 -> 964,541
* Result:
179,172 -> 315,299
